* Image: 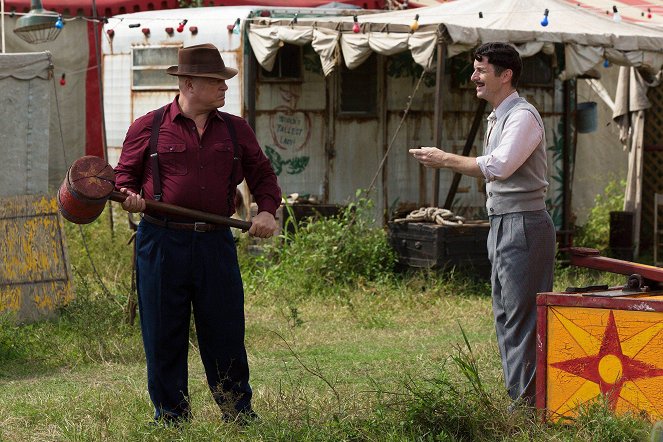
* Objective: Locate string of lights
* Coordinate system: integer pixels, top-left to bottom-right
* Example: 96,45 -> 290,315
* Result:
0,3 -> 659,22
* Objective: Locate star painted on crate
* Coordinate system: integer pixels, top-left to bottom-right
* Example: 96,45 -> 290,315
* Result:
551,311 -> 663,410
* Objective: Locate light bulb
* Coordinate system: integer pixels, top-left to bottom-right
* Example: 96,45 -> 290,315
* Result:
613,6 -> 621,22
540,9 -> 549,27
177,19 -> 188,33
352,16 -> 360,33
603,59 -> 610,68
60,73 -> 66,86
410,14 -> 419,32
55,15 -> 64,29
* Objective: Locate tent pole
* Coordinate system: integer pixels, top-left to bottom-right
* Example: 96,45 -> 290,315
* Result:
90,0 -> 114,233
562,79 -> 573,249
1,0 -> 5,53
432,33 -> 445,207
379,55 -> 389,223
246,44 -> 257,131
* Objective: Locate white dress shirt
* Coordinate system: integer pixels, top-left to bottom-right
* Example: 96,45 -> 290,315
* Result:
476,92 -> 544,183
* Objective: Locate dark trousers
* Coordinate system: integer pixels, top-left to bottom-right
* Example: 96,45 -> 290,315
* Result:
136,220 -> 252,420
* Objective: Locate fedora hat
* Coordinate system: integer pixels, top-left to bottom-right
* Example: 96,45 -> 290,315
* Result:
167,43 -> 238,80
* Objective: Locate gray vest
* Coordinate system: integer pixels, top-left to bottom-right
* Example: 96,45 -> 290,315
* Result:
484,98 -> 548,216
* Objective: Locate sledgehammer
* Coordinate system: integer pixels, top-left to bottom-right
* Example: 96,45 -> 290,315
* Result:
57,155 -> 251,231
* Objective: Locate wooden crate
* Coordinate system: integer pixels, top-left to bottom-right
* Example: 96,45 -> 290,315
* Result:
387,221 -> 490,279
536,290 -> 663,422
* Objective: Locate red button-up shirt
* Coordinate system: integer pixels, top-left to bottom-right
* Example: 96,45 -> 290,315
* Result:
115,96 -> 281,218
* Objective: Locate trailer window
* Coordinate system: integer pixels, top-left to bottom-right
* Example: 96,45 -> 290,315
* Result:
339,53 -> 377,116
259,43 -> 302,82
132,47 -> 180,90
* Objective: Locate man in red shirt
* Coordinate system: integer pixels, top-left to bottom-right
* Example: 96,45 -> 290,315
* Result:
115,43 -> 281,424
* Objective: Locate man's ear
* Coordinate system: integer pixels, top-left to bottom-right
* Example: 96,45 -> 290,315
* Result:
501,69 -> 513,85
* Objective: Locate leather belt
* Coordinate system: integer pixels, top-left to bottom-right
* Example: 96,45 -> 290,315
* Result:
142,214 -> 227,232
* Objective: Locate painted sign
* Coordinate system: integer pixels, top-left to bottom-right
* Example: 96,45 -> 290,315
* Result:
270,110 -> 311,151
266,88 -> 311,176
545,306 -> 663,420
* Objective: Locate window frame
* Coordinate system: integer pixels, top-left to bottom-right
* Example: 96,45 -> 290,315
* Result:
258,43 -> 304,83
337,52 -> 379,118
131,45 -> 182,91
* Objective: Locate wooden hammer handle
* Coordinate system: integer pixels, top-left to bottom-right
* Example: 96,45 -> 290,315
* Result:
109,191 -> 252,232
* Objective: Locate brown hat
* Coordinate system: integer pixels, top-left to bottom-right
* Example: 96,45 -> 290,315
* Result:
167,43 -> 238,80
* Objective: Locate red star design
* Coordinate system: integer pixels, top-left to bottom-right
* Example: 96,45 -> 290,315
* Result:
551,311 -> 663,410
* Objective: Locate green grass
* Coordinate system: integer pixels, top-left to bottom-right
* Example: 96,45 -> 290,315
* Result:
0,205 -> 656,441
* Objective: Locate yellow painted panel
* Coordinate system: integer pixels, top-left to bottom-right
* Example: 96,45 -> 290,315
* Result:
546,305 -> 663,421
0,286 -> 21,312
0,195 -> 73,322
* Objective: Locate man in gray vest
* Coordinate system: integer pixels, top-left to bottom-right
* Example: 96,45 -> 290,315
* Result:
409,42 -> 555,408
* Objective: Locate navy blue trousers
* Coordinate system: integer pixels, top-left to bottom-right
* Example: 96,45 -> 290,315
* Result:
135,220 -> 252,420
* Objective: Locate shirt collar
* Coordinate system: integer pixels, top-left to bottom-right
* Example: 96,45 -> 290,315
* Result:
493,91 -> 519,120
169,95 -> 224,123
169,95 -> 184,122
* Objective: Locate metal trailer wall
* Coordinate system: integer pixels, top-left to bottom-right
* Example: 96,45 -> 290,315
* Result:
102,8 -> 249,167
254,50 -> 565,226
102,9 -> 575,227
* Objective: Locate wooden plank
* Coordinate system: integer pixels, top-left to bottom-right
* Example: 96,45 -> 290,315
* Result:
536,302 -> 549,421
0,194 -> 73,322
538,292 -> 663,312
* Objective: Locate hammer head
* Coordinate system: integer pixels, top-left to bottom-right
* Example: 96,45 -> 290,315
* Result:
57,156 -> 115,224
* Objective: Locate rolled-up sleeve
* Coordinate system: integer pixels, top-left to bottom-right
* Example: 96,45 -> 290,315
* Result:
476,110 -> 543,182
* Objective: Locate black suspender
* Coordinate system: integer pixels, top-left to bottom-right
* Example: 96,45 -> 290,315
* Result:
149,107 -> 240,216
218,111 -> 240,216
149,106 -> 167,201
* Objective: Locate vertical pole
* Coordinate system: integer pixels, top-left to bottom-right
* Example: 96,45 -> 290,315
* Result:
379,55 -> 389,223
418,163 -> 427,207
562,80 -> 573,248
1,0 -> 6,53
324,66 -> 336,204
91,0 -> 114,233
245,42 -> 257,130
432,32 -> 445,207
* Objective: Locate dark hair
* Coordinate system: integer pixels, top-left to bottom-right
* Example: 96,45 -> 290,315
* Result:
474,42 -> 522,88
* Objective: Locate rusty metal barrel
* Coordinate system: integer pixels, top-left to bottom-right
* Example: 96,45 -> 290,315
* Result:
57,156 -> 115,224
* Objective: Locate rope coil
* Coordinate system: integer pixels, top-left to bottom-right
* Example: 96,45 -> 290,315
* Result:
394,207 -> 467,226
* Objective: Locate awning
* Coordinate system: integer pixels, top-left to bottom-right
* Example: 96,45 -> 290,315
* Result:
248,0 -> 663,78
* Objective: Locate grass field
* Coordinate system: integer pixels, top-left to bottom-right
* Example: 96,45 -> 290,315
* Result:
0,206 -> 655,441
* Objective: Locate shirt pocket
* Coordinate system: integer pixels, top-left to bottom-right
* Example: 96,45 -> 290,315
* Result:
156,143 -> 187,176
213,140 -> 236,181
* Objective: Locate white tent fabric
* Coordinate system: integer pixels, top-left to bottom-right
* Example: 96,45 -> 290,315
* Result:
614,66 -> 663,255
312,28 -> 341,76
0,52 -> 53,197
248,0 -> 663,76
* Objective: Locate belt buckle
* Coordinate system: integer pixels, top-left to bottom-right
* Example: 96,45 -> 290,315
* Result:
194,222 -> 207,232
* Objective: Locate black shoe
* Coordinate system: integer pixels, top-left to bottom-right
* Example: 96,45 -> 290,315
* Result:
223,409 -> 260,426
